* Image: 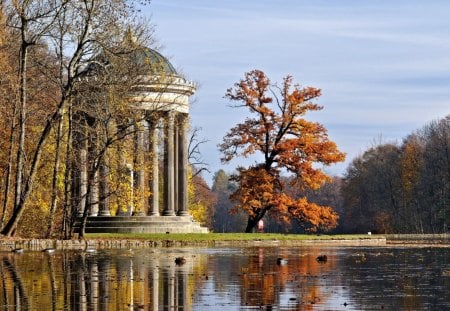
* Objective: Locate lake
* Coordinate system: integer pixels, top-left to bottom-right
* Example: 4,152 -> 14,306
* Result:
0,246 -> 449,310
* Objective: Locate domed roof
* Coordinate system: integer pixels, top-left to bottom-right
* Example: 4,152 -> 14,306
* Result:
133,47 -> 178,76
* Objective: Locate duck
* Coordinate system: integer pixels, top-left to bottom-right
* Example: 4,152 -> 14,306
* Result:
12,248 -> 24,254
316,255 -> 327,262
43,248 -> 56,254
175,257 -> 186,265
276,257 -> 288,265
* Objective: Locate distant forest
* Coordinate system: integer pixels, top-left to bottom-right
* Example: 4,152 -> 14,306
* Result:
209,116 -> 450,234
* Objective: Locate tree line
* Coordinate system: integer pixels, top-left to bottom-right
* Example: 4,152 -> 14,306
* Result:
342,116 -> 449,234
209,116 -> 449,234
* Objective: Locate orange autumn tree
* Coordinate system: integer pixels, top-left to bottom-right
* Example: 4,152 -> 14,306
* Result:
220,70 -> 345,233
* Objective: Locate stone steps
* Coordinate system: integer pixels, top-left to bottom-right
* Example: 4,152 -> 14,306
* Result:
74,216 -> 208,234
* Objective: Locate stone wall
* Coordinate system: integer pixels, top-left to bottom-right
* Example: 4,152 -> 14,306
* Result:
0,237 -> 386,251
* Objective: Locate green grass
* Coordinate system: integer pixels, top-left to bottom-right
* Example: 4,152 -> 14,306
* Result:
85,233 -> 380,242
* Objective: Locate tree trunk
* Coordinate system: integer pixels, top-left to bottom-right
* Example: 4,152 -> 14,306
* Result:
244,209 -> 268,233
0,105 -> 17,229
79,147 -> 107,239
244,216 -> 257,233
47,115 -> 64,237
14,36 -> 28,216
62,106 -> 73,239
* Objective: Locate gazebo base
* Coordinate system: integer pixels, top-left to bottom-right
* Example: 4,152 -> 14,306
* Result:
74,216 -> 208,234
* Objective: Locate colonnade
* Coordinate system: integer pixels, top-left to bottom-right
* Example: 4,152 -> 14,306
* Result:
72,111 -> 190,218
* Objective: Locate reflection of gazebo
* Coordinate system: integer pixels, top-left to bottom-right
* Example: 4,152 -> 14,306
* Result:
72,250 -> 194,309
73,47 -> 207,233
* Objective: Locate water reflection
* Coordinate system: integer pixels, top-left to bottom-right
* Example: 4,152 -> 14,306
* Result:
70,250 -> 196,310
0,246 -> 449,310
1,249 -> 199,310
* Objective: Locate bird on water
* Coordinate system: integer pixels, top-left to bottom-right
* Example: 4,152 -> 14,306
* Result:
175,257 -> 186,265
316,255 -> 327,262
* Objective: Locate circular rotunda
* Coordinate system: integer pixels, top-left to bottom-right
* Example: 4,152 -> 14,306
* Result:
73,46 -> 207,233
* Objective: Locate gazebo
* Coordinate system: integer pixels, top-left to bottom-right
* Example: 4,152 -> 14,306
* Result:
72,47 -> 207,233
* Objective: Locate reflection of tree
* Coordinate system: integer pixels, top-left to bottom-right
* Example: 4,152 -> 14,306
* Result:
46,254 -> 57,311
237,248 -> 336,309
62,252 -> 71,311
241,249 -> 276,306
0,260 -> 9,308
1,256 -> 30,309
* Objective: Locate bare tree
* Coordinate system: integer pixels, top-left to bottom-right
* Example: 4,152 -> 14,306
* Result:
188,126 -> 210,177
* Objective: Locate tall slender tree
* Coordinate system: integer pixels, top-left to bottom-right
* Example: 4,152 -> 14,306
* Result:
0,6 -> 18,228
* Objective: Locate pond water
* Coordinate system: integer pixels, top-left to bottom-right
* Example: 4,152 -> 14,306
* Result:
0,246 -> 449,310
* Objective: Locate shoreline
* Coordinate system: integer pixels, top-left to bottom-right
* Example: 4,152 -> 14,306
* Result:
0,233 -> 448,251
0,238 -> 386,251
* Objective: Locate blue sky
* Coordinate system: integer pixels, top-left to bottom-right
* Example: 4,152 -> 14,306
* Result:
145,0 -> 450,185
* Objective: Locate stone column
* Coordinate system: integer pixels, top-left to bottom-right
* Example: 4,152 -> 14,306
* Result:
127,163 -> 134,215
149,118 -> 160,216
78,143 -> 88,217
173,119 -> 179,214
98,157 -> 111,216
177,114 -> 189,216
88,170 -> 99,216
88,134 -> 99,216
133,121 -> 146,216
163,112 -> 176,216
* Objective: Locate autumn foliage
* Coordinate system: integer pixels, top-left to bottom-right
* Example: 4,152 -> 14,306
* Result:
220,70 -> 345,232
342,115 -> 450,234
